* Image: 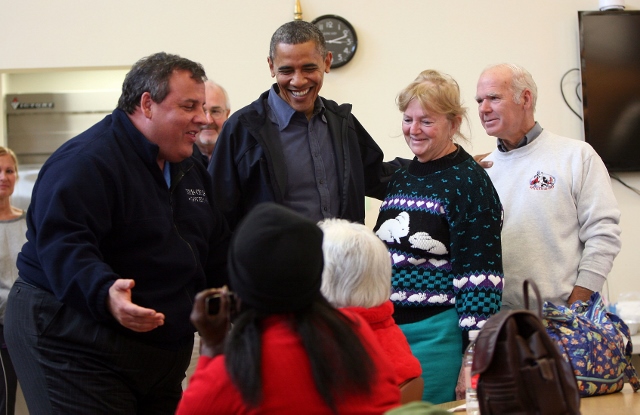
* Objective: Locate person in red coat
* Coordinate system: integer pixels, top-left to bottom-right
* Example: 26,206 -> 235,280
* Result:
176,203 -> 401,415
319,218 -> 422,388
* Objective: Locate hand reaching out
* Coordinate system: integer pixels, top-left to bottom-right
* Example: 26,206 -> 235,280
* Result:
107,279 -> 165,332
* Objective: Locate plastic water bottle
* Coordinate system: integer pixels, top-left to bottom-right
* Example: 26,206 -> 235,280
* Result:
464,329 -> 480,415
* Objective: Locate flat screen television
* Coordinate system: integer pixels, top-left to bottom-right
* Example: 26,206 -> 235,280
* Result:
579,10 -> 640,172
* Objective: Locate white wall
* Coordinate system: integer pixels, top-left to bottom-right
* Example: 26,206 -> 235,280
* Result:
1,0 -> 639,302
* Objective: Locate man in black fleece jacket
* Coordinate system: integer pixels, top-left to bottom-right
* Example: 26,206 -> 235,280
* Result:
4,52 -> 230,415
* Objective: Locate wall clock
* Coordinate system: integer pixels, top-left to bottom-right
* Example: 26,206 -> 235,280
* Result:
311,15 -> 358,68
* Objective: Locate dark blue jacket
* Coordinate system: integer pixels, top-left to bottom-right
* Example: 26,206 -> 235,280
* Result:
208,88 -> 399,231
17,109 -> 230,348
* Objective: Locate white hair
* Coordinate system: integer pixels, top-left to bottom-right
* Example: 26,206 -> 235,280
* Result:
205,79 -> 231,110
318,218 -> 392,308
484,63 -> 538,111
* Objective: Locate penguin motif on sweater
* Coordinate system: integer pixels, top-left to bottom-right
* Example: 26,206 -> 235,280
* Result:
376,211 -> 410,244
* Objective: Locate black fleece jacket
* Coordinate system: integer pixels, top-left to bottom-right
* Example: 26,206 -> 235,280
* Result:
208,87 -> 402,231
17,109 -> 230,348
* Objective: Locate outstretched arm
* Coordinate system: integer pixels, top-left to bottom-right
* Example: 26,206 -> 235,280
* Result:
107,279 -> 165,332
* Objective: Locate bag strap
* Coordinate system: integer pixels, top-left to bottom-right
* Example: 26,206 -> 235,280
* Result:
472,310 -> 537,375
523,279 -> 543,318
474,280 -> 544,374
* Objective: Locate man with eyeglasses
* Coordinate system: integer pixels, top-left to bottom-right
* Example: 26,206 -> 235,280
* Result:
185,82 -> 231,390
194,80 -> 231,165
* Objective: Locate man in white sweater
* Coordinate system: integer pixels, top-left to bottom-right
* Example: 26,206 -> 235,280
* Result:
474,63 -> 621,310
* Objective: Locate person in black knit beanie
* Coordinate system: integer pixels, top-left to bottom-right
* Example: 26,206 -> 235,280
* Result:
177,203 -> 402,414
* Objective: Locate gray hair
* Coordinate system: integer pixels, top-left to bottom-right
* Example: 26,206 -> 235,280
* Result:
485,63 -> 538,111
318,218 -> 391,308
117,52 -> 207,114
269,20 -> 327,61
205,80 -> 231,110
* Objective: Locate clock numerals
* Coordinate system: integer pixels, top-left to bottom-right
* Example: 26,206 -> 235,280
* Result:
334,46 -> 353,63
311,14 -> 358,69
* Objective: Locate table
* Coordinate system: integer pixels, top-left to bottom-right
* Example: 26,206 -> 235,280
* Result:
434,383 -> 638,414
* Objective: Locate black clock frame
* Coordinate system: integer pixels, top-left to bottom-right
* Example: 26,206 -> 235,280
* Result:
311,14 -> 358,69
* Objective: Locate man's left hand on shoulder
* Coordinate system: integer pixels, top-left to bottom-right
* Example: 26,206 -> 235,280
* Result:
473,153 -> 493,168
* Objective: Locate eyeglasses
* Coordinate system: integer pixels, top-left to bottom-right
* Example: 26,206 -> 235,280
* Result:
204,107 -> 227,119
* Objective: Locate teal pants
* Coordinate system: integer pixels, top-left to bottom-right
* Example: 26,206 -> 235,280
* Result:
399,308 -> 462,404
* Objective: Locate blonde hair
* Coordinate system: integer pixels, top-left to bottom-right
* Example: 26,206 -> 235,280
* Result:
0,146 -> 19,176
397,69 -> 469,143
319,218 -> 391,308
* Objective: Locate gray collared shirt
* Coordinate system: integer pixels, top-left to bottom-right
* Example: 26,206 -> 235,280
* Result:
266,85 -> 340,222
497,122 -> 543,152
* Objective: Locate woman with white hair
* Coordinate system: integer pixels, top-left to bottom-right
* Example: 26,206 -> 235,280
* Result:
177,203 -> 401,414
319,218 -> 423,403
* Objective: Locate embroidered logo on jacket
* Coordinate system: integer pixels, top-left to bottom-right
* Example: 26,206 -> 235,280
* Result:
185,188 -> 207,203
529,171 -> 555,190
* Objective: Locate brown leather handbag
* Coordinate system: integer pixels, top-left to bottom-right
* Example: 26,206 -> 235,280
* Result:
471,280 -> 581,414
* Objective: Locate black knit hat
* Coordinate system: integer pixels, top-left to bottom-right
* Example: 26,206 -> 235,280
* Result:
228,203 -> 324,313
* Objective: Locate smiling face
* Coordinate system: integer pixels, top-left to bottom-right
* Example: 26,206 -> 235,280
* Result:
143,70 -> 207,165
402,99 -> 458,163
198,82 -> 230,154
0,154 -> 18,200
268,40 -> 332,119
475,67 -> 533,147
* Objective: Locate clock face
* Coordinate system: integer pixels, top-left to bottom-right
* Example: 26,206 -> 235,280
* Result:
311,15 -> 357,69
